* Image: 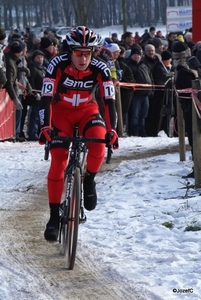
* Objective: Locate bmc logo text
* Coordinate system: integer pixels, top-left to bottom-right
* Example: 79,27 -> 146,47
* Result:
47,54 -> 68,74
63,77 -> 93,89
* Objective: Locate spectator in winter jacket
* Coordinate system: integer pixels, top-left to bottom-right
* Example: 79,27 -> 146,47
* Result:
167,32 -> 178,52
126,45 -> 152,136
134,32 -> 141,44
120,31 -> 134,50
94,45 -> 117,119
111,33 -> 119,44
39,37 -> 54,67
27,37 -> 41,60
152,50 -> 174,136
17,43 -> 32,141
115,45 -> 135,128
140,26 -> 156,49
184,32 -> 195,52
142,44 -> 161,136
149,38 -> 164,59
173,42 -> 197,178
27,50 -> 46,140
4,40 -> 28,141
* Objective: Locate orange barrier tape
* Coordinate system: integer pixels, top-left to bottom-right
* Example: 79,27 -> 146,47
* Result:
117,81 -> 165,88
176,88 -> 199,94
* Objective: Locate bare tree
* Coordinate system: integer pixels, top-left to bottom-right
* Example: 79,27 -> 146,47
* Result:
122,0 -> 127,32
0,0 -> 192,30
69,0 -> 96,25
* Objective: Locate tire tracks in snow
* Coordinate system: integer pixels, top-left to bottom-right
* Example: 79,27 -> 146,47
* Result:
0,188 -> 149,300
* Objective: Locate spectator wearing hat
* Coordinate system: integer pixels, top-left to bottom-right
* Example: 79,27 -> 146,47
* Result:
0,28 -> 7,88
172,41 -> 191,61
28,37 -> 41,59
173,42 -> 197,178
4,40 -> 27,141
39,37 -> 54,67
140,26 -> 156,49
17,42 -> 33,141
43,30 -> 49,38
94,44 -> 117,118
152,50 -> 174,136
177,35 -> 185,43
25,27 -> 37,52
111,33 -> 119,44
125,45 -> 152,137
26,50 -> 46,140
10,32 -> 22,41
101,43 -> 120,83
116,46 -> 134,129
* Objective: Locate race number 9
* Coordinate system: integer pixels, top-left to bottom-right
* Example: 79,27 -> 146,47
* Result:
103,81 -> 115,99
41,81 -> 54,96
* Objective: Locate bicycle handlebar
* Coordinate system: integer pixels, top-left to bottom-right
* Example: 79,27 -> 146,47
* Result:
44,136 -> 113,164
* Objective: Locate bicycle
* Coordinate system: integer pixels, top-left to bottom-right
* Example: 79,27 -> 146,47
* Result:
44,124 -> 112,270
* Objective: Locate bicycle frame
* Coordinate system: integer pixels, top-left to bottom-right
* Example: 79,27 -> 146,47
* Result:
44,124 -> 112,269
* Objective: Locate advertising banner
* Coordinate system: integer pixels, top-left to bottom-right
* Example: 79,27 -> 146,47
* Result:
166,6 -> 192,32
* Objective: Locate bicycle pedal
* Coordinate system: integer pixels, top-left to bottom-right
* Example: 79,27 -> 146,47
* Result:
79,214 -> 87,224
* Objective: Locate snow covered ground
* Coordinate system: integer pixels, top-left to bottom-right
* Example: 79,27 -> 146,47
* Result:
0,132 -> 201,300
1,24 -> 200,300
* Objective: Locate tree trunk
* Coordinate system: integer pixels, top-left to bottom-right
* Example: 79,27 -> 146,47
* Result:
122,0 -> 127,33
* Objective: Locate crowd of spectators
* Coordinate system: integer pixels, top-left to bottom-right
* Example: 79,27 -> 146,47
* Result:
0,27 -> 61,141
104,26 -> 201,142
0,24 -> 201,178
105,26 -> 201,178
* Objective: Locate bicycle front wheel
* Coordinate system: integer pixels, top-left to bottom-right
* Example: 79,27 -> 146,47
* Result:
66,167 -> 81,270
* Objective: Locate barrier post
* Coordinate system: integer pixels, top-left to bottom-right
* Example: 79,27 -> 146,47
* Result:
176,95 -> 186,161
115,86 -> 123,137
192,79 -> 201,188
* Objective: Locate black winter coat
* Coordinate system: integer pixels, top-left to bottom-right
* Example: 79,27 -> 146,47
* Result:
126,57 -> 153,96
175,65 -> 196,105
39,48 -> 52,68
4,50 -> 20,101
153,61 -> 173,86
116,57 -> 134,114
27,60 -> 46,106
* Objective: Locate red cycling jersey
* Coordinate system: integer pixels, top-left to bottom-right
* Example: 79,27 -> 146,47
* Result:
39,52 -> 117,132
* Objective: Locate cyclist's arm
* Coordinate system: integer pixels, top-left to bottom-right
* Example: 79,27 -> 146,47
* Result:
97,73 -> 117,131
39,54 -> 67,128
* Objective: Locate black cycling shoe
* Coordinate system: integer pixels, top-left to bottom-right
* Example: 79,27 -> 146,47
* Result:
84,179 -> 97,211
44,219 -> 59,242
44,203 -> 60,241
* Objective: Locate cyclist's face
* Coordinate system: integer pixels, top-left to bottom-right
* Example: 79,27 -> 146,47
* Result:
71,48 -> 92,70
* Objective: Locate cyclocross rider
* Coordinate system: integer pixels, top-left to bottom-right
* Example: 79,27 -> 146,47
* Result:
39,26 -> 119,241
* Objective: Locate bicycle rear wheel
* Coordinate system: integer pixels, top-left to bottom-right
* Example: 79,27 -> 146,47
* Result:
64,167 -> 81,270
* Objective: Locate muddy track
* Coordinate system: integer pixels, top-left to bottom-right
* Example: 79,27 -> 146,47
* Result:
0,188 -> 148,300
0,144 -> 184,300
100,144 -> 189,172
